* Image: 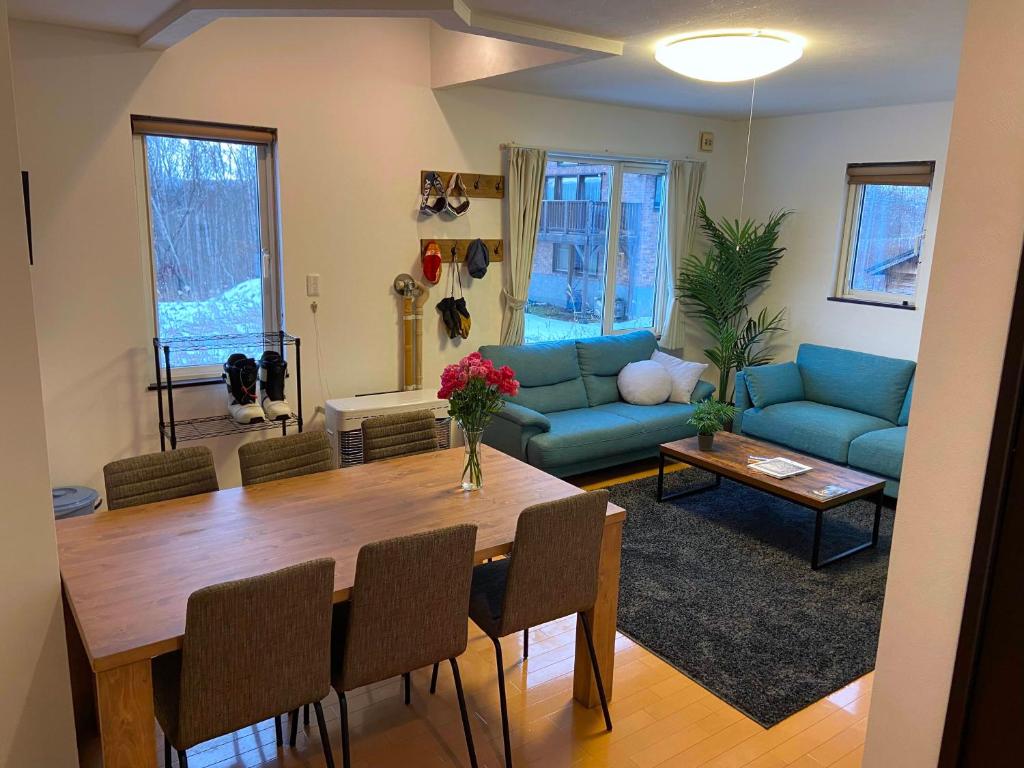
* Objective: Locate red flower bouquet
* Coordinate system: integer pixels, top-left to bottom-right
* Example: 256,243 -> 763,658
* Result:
438,352 -> 519,490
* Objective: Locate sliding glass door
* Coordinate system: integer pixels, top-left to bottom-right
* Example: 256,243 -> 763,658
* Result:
525,156 -> 668,343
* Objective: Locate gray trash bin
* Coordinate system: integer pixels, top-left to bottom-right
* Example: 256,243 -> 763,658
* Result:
52,486 -> 100,519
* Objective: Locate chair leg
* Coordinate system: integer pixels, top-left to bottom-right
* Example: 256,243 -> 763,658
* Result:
449,657 -> 479,768
313,700 -> 335,768
289,708 -> 299,747
274,714 -> 283,746
177,750 -> 188,768
430,661 -> 440,694
579,612 -> 613,732
304,702 -> 310,727
338,691 -> 352,768
491,636 -> 513,768
403,671 -> 411,705
523,628 -> 529,660
163,735 -> 171,767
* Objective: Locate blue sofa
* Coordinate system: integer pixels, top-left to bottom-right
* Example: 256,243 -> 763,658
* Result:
734,344 -> 915,497
479,331 -> 715,477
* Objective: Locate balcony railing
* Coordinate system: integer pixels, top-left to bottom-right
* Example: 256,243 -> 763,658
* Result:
539,200 -> 642,238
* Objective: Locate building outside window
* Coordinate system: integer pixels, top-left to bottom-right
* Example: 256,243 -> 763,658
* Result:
833,161 -> 934,308
526,156 -> 668,343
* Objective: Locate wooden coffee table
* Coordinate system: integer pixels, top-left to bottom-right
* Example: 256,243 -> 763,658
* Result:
658,432 -> 886,569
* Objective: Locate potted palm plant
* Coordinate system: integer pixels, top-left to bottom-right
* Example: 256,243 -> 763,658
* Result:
688,400 -> 738,451
676,199 -> 792,402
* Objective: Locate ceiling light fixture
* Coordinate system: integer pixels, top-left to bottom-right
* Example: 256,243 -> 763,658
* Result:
655,29 -> 805,82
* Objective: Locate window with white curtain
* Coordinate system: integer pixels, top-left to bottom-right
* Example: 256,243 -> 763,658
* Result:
525,155 -> 669,343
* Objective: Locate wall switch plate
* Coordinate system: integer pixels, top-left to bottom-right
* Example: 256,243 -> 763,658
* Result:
306,273 -> 320,297
700,131 -> 715,152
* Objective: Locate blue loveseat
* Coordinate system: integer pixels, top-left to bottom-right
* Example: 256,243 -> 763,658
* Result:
734,344 -> 915,497
479,331 -> 715,477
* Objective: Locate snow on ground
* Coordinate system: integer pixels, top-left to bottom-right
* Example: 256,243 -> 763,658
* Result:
158,278 -> 264,366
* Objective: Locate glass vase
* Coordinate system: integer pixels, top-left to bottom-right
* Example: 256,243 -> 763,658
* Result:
461,427 -> 484,491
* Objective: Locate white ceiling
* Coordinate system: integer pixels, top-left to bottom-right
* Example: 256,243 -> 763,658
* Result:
7,0 -> 968,118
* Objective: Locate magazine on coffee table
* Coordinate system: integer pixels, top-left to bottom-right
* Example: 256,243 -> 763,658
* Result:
748,457 -> 813,479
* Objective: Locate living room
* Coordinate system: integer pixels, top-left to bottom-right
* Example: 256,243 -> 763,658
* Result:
2,2 -> 1022,768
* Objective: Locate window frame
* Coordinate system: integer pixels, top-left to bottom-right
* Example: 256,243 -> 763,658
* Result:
529,155 -> 669,342
132,117 -> 283,377
833,161 -> 935,309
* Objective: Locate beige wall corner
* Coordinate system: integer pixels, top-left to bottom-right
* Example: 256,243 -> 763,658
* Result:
0,2 -> 78,767
864,0 -> 1024,765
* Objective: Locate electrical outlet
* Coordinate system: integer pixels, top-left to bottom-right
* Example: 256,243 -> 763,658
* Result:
306,273 -> 320,297
700,131 -> 715,152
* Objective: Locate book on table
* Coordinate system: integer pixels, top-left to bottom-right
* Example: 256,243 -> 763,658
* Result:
748,457 -> 813,479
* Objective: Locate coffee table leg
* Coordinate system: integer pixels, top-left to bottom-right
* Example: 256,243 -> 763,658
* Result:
811,490 -> 886,569
872,489 -> 884,546
812,509 -> 824,569
656,452 -> 721,502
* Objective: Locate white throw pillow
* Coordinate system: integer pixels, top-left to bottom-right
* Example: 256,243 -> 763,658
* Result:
651,350 -> 708,404
617,360 -> 672,405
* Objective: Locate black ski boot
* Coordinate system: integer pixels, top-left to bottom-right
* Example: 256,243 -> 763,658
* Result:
259,350 -> 292,421
223,353 -> 264,424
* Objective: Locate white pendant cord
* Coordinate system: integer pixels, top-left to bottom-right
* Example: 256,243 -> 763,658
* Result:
738,78 -> 757,229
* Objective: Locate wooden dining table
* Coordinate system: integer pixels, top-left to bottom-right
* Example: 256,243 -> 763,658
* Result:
57,445 -> 626,768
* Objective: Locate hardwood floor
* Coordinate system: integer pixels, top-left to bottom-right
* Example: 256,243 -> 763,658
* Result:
155,459 -> 871,768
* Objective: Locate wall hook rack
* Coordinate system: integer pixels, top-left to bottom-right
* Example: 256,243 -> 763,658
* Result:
420,239 -> 504,263
421,171 -> 505,199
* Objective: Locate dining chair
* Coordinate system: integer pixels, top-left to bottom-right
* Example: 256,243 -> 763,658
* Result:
153,558 -> 337,768
103,446 -> 218,511
331,525 -> 479,768
360,410 -> 438,463
238,429 -> 336,728
433,490 -> 612,768
238,430 -> 334,486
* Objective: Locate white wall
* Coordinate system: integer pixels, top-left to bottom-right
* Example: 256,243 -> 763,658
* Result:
734,101 -> 954,365
864,0 -> 1024,764
10,17 -> 745,493
0,3 -> 78,766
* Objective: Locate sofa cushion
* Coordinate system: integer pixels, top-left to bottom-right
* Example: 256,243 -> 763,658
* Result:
618,361 -> 672,405
848,427 -> 907,480
526,400 -> 697,470
651,350 -> 708,403
479,339 -> 588,414
742,400 -> 894,464
898,377 -> 914,426
796,344 -> 916,424
527,408 -> 640,469
575,331 -> 658,406
744,362 -> 805,409
595,401 -> 698,432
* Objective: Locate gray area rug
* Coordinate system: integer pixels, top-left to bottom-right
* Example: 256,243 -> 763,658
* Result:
607,469 -> 892,727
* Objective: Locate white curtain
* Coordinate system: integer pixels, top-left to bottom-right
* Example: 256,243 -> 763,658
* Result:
501,146 -> 547,345
657,159 -> 706,350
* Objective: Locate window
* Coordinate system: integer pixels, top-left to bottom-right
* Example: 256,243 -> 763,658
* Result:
132,116 -> 282,370
833,161 -> 934,308
527,157 -> 668,343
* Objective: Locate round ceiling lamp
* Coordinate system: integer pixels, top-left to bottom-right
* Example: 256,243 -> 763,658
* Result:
655,29 -> 805,82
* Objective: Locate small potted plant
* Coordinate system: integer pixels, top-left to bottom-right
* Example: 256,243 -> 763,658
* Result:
688,400 -> 738,451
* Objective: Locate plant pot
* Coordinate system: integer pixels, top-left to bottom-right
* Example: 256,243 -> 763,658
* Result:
697,433 -> 715,451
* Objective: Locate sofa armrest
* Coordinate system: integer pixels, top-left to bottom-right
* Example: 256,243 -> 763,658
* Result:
733,371 -> 752,433
482,403 -> 551,461
498,402 -> 552,432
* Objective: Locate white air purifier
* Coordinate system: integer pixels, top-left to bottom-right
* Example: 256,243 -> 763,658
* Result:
325,390 -> 452,467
